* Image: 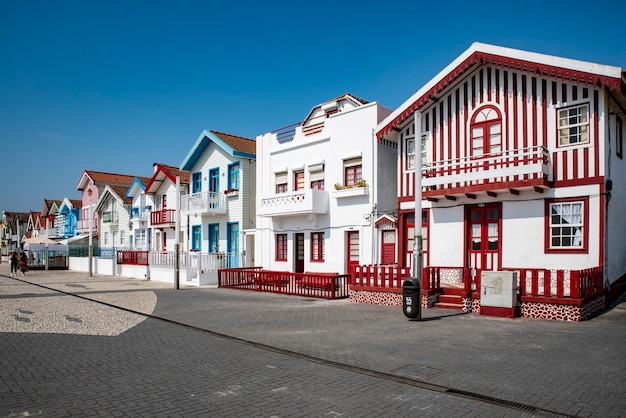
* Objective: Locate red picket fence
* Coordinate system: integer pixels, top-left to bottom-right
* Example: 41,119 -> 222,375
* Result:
218,268 -> 351,300
517,266 -> 603,299
116,250 -> 149,266
352,265 -> 441,291
352,264 -> 604,301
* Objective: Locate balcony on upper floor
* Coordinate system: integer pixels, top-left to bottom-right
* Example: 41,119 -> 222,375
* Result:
421,145 -> 551,200
181,191 -> 228,216
150,209 -> 176,227
77,219 -> 98,233
257,189 -> 329,217
101,211 -> 119,225
130,207 -> 151,223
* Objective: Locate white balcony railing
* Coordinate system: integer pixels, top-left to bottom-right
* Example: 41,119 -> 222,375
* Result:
421,145 -> 550,191
181,191 -> 228,215
257,189 -> 329,217
101,211 -> 119,224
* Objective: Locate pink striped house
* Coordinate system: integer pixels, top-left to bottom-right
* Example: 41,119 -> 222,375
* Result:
352,42 -> 626,321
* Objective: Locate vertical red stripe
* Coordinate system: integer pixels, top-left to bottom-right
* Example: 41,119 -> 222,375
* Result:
562,150 -> 569,181
522,75 -> 528,150
504,72 -> 509,151
593,90 -> 600,177
487,67 -> 492,102
464,82 -> 469,160
572,148 -> 579,179
447,96 -> 452,161
455,89 -> 460,164
532,77 -> 538,148
512,73 -> 519,153
542,79 -> 548,148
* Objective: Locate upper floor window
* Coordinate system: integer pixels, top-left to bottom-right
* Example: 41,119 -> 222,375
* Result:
309,164 -> 325,190
192,172 -> 202,194
344,157 -> 362,187
470,106 -> 502,157
406,132 -> 430,170
228,163 -> 240,190
209,168 -> 219,193
294,170 -> 304,191
558,104 -> 589,146
546,198 -> 587,252
275,172 -> 287,194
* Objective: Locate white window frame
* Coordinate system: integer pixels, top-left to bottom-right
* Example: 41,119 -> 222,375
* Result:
558,103 -> 589,147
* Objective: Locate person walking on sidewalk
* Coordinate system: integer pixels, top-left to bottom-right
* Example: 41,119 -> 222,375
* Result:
18,252 -> 28,276
10,252 -> 18,276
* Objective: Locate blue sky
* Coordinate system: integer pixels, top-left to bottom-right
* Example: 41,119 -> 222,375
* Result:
1,0 -> 625,213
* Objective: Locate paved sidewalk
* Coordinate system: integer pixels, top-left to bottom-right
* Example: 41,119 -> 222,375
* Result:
2,265 -> 625,417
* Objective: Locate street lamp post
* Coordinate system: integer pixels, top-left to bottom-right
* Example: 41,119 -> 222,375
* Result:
88,186 -> 93,277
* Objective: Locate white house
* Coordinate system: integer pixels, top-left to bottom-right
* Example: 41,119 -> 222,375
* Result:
179,129 -> 256,285
255,93 -> 394,275
368,42 -> 626,321
93,185 -> 133,275
144,163 -> 190,253
126,176 -> 153,250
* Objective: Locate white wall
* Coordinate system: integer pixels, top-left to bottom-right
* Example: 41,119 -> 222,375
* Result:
256,100 -> 394,273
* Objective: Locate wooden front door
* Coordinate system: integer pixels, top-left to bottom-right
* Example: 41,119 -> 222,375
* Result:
294,233 -> 304,273
346,231 -> 359,274
381,230 -> 396,265
466,204 -> 501,271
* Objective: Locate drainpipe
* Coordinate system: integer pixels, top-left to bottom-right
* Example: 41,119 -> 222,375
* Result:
413,111 -> 423,320
371,127 -> 376,265
174,176 -> 180,290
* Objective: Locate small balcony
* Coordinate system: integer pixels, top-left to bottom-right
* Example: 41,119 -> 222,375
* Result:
421,145 -> 551,199
131,207 -> 150,222
101,211 -> 118,225
150,209 -> 176,226
257,189 -> 329,217
181,191 -> 228,216
77,219 -> 98,232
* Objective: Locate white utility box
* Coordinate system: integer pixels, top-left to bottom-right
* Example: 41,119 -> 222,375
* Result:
480,271 -> 517,308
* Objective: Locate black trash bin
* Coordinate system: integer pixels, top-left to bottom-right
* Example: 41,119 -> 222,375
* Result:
402,277 -> 421,319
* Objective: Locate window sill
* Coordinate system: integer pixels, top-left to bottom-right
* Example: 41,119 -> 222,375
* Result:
225,191 -> 239,197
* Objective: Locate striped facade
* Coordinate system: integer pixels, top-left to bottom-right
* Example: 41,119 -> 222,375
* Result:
377,42 -> 626,288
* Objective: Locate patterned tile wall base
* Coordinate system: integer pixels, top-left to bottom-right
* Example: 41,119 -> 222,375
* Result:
349,289 -> 433,309
350,290 -> 606,322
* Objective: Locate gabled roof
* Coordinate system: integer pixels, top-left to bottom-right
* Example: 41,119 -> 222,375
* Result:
125,176 -> 151,198
180,130 -> 256,170
76,170 -> 141,191
41,199 -> 63,217
377,42 -> 626,139
145,163 -> 190,194
58,198 -> 83,214
95,185 -> 132,211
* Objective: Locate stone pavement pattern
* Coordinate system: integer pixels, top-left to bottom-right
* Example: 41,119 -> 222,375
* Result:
1,265 -> 625,417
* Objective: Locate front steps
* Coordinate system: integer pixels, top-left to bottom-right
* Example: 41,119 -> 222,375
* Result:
434,286 -> 466,310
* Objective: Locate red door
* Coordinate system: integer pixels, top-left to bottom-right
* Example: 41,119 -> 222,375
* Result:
467,204 -> 501,271
381,230 -> 396,265
347,231 -> 359,274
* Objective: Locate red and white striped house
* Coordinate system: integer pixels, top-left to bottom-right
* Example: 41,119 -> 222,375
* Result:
352,42 -> 626,321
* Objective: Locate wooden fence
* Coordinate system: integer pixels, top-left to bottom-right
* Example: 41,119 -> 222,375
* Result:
219,268 -> 351,300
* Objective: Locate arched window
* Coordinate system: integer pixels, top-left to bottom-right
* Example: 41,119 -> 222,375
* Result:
470,106 -> 502,157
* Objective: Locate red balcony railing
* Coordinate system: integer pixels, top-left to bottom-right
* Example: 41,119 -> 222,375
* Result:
150,209 -> 175,226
